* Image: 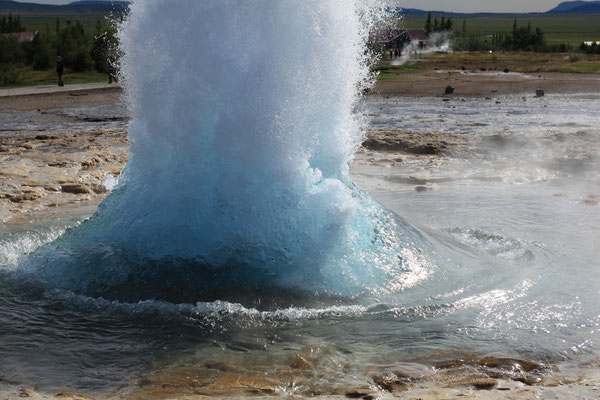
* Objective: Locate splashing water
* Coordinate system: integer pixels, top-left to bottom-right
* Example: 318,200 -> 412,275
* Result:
23,0 -> 432,302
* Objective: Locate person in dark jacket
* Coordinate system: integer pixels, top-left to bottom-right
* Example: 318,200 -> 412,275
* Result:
56,56 -> 64,87
107,54 -> 118,84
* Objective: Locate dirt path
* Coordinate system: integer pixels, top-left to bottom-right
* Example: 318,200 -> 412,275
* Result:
0,84 -> 123,110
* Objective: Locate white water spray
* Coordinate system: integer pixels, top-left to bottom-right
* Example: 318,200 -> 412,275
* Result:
26,0 -> 431,300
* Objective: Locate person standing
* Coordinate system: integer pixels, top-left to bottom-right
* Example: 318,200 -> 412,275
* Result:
107,53 -> 118,84
56,56 -> 64,87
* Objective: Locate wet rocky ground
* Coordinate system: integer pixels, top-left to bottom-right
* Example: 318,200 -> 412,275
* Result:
0,129 -> 128,225
3,350 -> 600,399
1,89 -> 600,399
362,129 -> 472,156
0,88 -> 129,225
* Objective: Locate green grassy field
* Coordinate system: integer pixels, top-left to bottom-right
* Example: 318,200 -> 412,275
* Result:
2,66 -> 108,87
373,64 -> 426,80
0,10 -> 117,34
401,13 -> 600,45
371,52 -> 600,80
547,62 -> 600,73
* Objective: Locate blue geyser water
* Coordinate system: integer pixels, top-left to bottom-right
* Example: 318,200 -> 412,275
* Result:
25,0 -> 433,302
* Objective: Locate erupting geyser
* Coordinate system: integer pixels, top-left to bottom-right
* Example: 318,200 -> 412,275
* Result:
25,0 -> 432,302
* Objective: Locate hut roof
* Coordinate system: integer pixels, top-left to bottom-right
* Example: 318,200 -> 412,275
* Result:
2,31 -> 38,42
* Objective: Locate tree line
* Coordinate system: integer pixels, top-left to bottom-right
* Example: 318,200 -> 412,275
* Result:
1,14 -> 26,33
580,41 -> 600,54
453,20 -> 548,52
423,12 -> 577,53
424,12 -> 453,34
0,14 -> 120,85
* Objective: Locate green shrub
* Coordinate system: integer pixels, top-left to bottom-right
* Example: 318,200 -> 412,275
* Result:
56,22 -> 92,72
0,64 -> 19,85
26,33 -> 53,70
0,36 -> 23,64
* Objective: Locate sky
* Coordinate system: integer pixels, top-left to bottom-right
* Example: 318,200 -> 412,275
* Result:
15,0 -> 565,13
399,0 -> 563,13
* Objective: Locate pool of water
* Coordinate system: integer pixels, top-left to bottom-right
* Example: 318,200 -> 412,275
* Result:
1,93 -> 599,397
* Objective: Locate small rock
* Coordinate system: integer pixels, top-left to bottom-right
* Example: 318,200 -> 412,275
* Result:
516,375 -> 543,385
42,184 -> 61,192
582,198 -> 599,206
22,179 -> 45,188
9,191 -> 42,203
472,379 -> 498,389
415,186 -> 428,192
81,158 -> 101,170
107,166 -> 124,175
345,393 -> 370,400
61,183 -> 92,194
289,353 -> 314,370
90,184 -> 108,194
371,373 -> 410,393
35,134 -> 56,140
19,388 -> 38,397
56,392 -> 97,400
48,161 -> 68,167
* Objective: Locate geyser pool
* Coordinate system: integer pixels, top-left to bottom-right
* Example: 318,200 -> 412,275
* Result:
23,0 -> 433,302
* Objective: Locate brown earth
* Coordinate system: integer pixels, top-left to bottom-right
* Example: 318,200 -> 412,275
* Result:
0,86 -> 123,111
372,51 -> 600,96
372,71 -> 600,97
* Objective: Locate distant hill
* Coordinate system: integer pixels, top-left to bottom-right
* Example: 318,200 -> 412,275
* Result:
547,1 -> 600,13
400,8 -> 427,14
1,0 -> 598,16
0,0 -> 129,12
0,0 -> 57,11
67,1 -> 129,12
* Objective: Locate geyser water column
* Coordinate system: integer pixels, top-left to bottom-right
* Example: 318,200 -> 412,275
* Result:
116,0 -> 367,261
29,0 -> 432,300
